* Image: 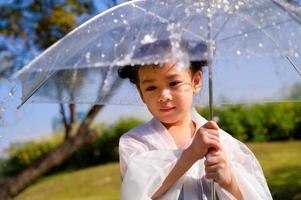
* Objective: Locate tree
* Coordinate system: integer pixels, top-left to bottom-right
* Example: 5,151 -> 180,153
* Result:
0,1 -> 124,198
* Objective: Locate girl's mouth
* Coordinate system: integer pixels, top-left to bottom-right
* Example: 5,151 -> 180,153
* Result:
160,106 -> 176,112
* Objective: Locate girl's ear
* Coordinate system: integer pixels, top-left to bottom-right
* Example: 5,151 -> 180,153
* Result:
192,71 -> 202,93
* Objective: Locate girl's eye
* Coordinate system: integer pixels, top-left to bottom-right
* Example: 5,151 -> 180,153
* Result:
146,86 -> 157,91
169,81 -> 181,87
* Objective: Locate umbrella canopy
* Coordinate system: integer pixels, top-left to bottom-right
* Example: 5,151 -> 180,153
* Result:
14,0 -> 301,107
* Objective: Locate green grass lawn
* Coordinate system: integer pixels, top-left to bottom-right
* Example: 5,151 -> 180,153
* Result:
16,141 -> 301,200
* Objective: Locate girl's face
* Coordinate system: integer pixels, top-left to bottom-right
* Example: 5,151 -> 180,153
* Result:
138,63 -> 202,125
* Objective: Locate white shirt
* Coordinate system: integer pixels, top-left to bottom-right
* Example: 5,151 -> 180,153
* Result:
119,109 -> 272,200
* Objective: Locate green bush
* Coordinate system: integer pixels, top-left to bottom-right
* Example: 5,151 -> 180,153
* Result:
41,117 -> 145,173
197,102 -> 299,141
1,140 -> 58,177
0,117 -> 144,178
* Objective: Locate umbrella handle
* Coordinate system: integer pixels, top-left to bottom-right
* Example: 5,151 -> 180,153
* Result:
207,148 -> 217,200
211,181 -> 216,200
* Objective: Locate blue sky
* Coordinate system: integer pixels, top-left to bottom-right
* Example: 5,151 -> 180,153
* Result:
0,80 -> 152,155
0,0 -> 135,156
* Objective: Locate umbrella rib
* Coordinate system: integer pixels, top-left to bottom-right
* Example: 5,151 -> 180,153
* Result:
133,4 -> 208,42
234,11 -> 283,52
216,18 -> 292,43
217,0 -> 300,43
269,0 -> 301,26
234,11 -> 301,77
285,56 -> 301,77
212,14 -> 233,41
17,70 -> 57,109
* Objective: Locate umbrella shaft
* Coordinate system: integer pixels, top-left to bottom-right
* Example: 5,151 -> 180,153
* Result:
208,61 -> 213,121
208,60 -> 216,200
211,181 -> 216,200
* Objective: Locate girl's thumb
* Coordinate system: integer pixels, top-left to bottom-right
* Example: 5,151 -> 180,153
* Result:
202,120 -> 219,130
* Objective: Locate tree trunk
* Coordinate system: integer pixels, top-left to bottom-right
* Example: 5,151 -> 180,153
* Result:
59,103 -> 72,140
0,105 -> 103,199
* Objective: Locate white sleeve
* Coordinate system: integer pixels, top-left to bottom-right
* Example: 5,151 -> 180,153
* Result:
221,131 -> 273,200
119,134 -> 148,178
120,149 -> 183,200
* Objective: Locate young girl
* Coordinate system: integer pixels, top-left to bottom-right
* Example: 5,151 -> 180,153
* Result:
118,40 -> 272,200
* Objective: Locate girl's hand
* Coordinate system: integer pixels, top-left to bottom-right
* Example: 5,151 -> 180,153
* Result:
204,150 -> 233,188
205,150 -> 244,200
187,121 -> 220,163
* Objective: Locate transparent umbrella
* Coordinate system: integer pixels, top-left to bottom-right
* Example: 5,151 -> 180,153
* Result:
12,0 -> 301,199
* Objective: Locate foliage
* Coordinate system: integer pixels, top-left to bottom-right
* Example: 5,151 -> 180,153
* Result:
0,139 -> 61,178
60,117 -> 144,169
0,117 -> 144,178
0,0 -> 96,77
197,102 -> 300,141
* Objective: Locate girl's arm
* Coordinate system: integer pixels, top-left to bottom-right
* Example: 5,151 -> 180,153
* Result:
152,121 -> 220,199
151,147 -> 195,199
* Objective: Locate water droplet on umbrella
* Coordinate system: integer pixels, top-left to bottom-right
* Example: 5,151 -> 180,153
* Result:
236,50 -> 241,55
101,54 -> 105,58
113,19 -> 118,23
224,5 -> 230,12
85,52 -> 91,63
235,5 -> 239,10
244,33 -> 248,37
295,52 -> 300,58
120,14 -> 124,18
141,34 -> 157,44
8,88 -> 14,97
0,106 -> 5,114
123,20 -> 127,24
258,43 -> 263,48
184,8 -> 190,16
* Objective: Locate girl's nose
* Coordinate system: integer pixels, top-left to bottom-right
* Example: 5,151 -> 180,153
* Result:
158,89 -> 172,102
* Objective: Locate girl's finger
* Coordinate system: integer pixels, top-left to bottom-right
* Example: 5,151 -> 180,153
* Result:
205,172 -> 219,181
206,139 -> 220,150
202,121 -> 219,130
206,129 -> 219,137
205,165 -> 225,177
205,155 -> 221,166
206,134 -> 219,142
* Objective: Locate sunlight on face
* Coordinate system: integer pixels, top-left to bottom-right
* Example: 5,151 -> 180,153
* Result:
137,63 -> 202,124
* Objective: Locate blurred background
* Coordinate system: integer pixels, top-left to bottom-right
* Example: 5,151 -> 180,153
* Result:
0,0 -> 301,199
